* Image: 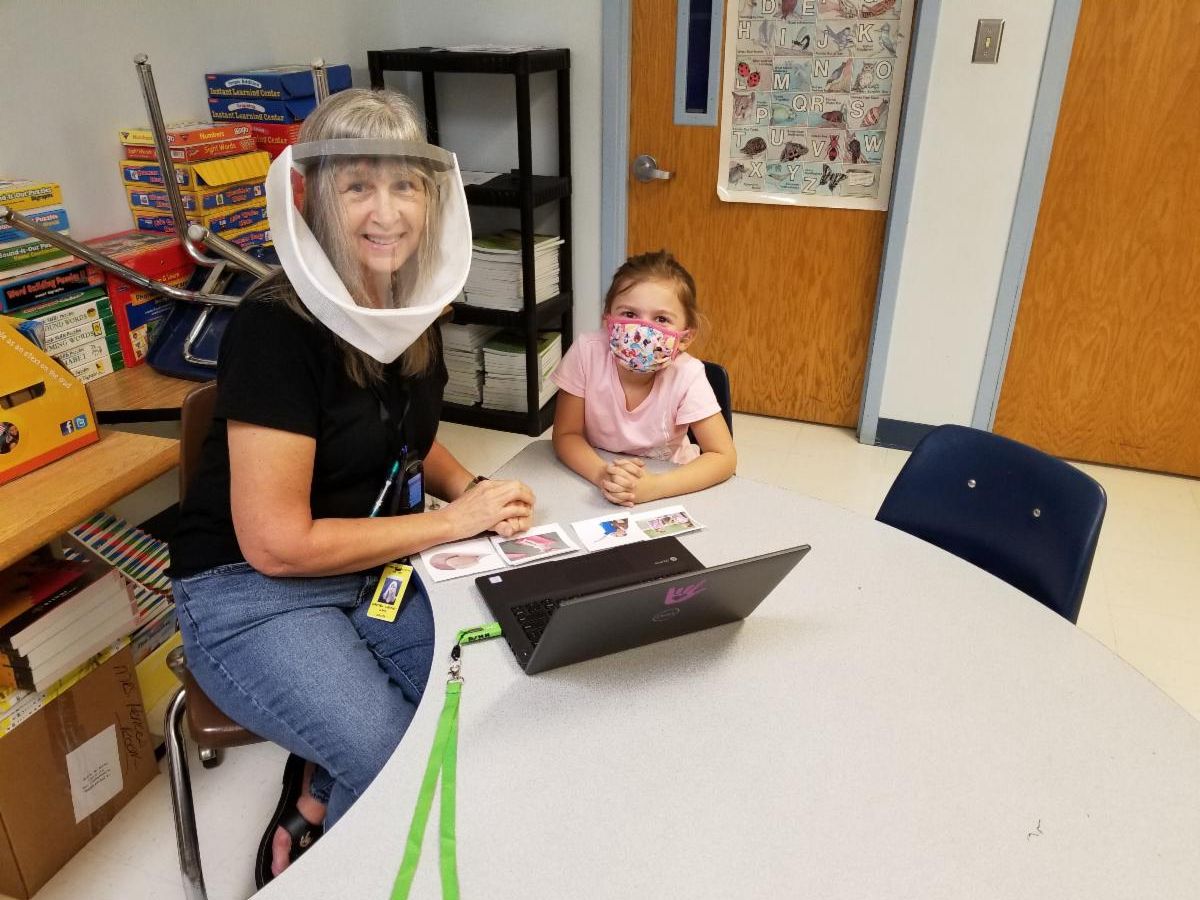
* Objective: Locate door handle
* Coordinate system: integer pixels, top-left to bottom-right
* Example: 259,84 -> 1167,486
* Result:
632,154 -> 672,182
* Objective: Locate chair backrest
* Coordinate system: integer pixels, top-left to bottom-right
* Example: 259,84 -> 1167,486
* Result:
703,361 -> 733,435
876,424 -> 1106,624
179,381 -> 218,503
687,360 -> 734,444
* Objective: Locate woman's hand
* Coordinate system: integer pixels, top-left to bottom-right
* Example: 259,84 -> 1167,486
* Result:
440,478 -> 535,539
600,458 -> 653,507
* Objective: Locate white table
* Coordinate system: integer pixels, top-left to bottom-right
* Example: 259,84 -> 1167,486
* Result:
263,440 -> 1200,899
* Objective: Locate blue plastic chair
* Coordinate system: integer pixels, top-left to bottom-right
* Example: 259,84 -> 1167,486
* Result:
876,425 -> 1106,624
703,361 -> 733,435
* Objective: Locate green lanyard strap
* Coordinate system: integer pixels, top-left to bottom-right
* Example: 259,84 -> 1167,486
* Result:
392,679 -> 461,900
392,624 -> 500,899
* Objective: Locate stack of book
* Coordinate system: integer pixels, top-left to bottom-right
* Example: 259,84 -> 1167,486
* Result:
0,548 -> 137,699
441,322 -> 501,405
119,122 -> 272,251
462,231 -> 563,311
0,180 -> 123,383
0,180 -> 73,281
481,330 -> 562,412
67,512 -> 176,664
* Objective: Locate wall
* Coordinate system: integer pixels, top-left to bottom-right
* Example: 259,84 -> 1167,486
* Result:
0,0 -> 604,331
873,0 -> 1055,428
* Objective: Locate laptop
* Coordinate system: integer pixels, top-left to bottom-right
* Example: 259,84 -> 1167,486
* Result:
477,539 -> 810,675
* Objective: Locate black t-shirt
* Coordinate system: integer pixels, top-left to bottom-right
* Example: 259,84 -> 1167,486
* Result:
168,293 -> 447,578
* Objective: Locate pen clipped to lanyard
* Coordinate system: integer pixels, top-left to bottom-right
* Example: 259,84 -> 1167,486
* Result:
369,459 -> 401,518
370,444 -> 425,518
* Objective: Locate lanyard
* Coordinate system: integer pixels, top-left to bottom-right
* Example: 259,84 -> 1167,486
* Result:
391,624 -> 501,900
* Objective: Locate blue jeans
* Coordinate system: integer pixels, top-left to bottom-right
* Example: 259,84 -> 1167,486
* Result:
172,561 -> 434,828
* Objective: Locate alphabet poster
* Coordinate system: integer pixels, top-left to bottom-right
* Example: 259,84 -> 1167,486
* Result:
717,0 -> 914,210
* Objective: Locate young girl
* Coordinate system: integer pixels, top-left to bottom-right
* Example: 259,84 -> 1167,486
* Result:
551,250 -> 736,506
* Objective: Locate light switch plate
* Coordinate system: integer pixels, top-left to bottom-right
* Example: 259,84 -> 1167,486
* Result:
973,18 -> 1005,64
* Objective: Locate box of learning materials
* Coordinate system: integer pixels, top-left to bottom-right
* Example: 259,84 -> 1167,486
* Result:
0,181 -> 63,214
205,63 -> 351,100
0,261 -> 104,315
119,150 -> 270,192
0,644 -> 157,899
131,197 -> 267,236
119,121 -> 252,147
127,178 -> 266,214
208,96 -> 317,123
122,135 -> 258,163
251,121 -> 304,159
0,315 -> 99,486
85,231 -> 193,366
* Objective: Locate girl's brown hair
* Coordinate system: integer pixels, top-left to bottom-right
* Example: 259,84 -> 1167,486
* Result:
603,250 -> 701,331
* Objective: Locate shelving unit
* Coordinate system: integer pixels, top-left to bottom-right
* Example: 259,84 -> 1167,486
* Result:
368,47 -> 573,436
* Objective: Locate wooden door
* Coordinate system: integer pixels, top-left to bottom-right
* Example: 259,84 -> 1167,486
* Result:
626,1 -> 889,426
994,0 -> 1200,477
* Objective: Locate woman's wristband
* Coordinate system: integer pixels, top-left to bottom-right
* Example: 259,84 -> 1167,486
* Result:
463,474 -> 487,493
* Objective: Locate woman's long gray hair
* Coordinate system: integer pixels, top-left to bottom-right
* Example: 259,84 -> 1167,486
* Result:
267,88 -> 443,385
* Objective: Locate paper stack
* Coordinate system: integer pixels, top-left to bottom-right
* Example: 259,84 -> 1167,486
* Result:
481,330 -> 562,412
463,231 -> 563,310
440,322 -> 501,405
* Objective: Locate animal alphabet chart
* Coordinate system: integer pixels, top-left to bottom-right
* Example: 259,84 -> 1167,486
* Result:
718,0 -> 914,210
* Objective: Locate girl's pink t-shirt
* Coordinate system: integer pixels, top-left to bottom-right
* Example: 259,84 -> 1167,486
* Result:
550,331 -> 722,463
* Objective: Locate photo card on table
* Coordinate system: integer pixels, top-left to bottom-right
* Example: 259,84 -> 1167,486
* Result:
490,524 -> 579,566
418,537 -> 507,582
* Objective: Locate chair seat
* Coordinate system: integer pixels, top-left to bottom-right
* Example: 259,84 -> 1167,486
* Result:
182,669 -> 264,750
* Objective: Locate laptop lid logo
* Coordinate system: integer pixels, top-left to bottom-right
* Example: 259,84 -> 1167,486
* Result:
664,579 -> 707,606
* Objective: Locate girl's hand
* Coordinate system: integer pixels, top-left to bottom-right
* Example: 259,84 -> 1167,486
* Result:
441,478 -> 535,538
600,458 -> 647,507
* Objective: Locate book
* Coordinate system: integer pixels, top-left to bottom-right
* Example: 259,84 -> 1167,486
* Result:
480,331 -> 562,412
463,231 -> 563,311
0,549 -> 97,648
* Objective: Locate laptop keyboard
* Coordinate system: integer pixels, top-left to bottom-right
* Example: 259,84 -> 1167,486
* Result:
511,597 -> 565,646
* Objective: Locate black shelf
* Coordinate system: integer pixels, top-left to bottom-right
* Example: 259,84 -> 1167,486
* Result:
450,292 -> 571,329
368,48 -> 570,77
370,45 -> 573,436
465,173 -> 570,208
441,394 -> 557,437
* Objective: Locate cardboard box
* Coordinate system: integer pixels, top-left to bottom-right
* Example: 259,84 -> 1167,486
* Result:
0,206 -> 69,246
221,219 -> 272,251
118,121 -> 251,147
0,262 -> 104,314
119,150 -> 270,192
132,197 -> 267,236
55,337 -> 124,384
121,134 -> 258,163
205,63 -> 350,100
0,645 -> 157,899
208,95 -> 317,123
251,121 -> 304,159
126,178 -> 266,214
0,181 -> 62,213
85,232 -> 193,367
0,315 -> 98,486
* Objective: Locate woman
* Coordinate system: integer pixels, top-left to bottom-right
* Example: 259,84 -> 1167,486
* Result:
168,88 -> 535,886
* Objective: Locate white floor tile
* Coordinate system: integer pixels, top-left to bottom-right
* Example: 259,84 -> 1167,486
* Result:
20,417 -> 1199,898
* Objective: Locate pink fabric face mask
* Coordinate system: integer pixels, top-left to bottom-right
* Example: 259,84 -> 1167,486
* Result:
606,316 -> 690,374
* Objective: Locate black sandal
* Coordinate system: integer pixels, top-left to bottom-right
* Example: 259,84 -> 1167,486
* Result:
254,753 -> 325,888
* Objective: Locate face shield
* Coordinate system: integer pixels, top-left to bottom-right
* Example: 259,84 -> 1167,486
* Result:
265,138 -> 470,363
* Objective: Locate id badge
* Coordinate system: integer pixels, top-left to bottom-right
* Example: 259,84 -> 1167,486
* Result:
367,562 -> 413,622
